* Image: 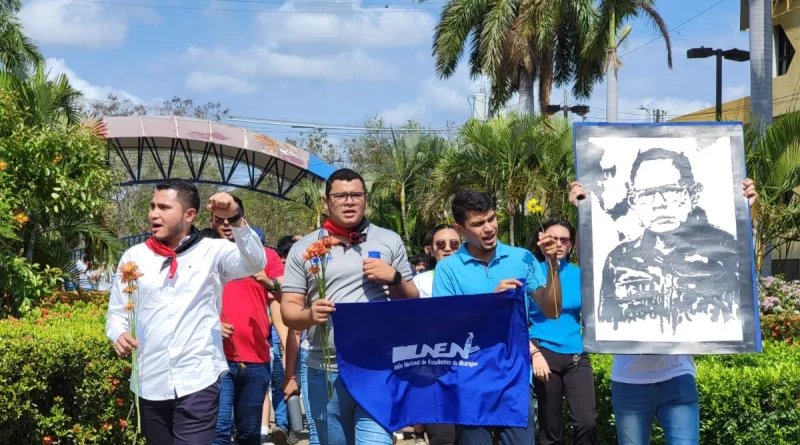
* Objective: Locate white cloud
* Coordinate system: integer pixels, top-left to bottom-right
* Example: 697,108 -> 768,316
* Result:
19,0 -> 156,49
723,84 -> 749,102
256,1 -> 435,48
379,68 -> 487,125
186,71 -> 260,94
46,58 -> 143,103
183,46 -> 395,81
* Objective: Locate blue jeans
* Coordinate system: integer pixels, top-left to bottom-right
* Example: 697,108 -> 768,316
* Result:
611,374 -> 700,445
213,362 -> 271,445
271,345 -> 289,431
459,385 -> 537,445
300,349 -> 320,445
307,367 -> 392,445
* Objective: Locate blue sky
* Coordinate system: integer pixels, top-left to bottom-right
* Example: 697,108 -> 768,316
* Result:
23,0 -> 751,139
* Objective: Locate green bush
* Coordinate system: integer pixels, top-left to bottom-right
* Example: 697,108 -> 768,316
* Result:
761,314 -> 800,345
0,296 -> 141,445
3,297 -> 800,444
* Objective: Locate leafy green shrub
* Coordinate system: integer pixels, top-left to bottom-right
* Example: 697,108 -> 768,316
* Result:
562,345 -> 800,445
761,314 -> 800,345
0,298 -> 141,445
759,275 -> 800,315
3,297 -> 800,445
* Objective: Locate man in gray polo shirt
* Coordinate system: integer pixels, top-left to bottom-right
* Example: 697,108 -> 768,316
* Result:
281,168 -> 418,445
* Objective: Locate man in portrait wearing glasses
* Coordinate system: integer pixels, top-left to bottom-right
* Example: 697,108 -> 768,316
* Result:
280,168 -> 419,445
599,148 -> 741,335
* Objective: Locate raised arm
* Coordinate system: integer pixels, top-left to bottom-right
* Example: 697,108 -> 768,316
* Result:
529,238 -> 563,319
218,223 -> 267,282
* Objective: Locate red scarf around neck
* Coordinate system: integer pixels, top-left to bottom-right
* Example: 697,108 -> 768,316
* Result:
322,218 -> 368,245
145,228 -> 202,279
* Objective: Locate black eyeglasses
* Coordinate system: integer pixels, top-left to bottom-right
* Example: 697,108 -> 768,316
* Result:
435,239 -> 461,250
329,192 -> 366,203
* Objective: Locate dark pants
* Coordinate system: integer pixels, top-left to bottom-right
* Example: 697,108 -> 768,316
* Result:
140,381 -> 221,445
212,362 -> 271,445
459,385 -> 536,445
424,424 -> 458,445
533,348 -> 597,445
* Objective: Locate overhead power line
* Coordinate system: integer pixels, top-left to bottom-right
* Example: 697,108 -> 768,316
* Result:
620,0 -> 729,59
228,116 -> 457,132
73,0 -> 441,13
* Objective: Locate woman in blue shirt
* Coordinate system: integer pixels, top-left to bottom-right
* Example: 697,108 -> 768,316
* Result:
529,218 -> 596,445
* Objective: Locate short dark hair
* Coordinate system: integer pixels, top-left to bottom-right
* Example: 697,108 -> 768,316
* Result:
451,190 -> 494,225
276,235 -> 297,259
231,194 -> 245,215
630,148 -> 695,188
532,218 -> 576,262
424,223 -> 457,267
155,179 -> 200,214
410,254 -> 428,267
325,168 -> 366,196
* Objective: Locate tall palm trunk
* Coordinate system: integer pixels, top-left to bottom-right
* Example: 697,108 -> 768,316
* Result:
537,49 -> 555,114
606,12 -> 619,123
400,184 -> 410,246
750,0 -> 773,276
749,0 -> 773,133
519,71 -> 535,115
508,203 -> 516,246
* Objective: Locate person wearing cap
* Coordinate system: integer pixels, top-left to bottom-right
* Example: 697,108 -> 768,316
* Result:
209,195 -> 289,445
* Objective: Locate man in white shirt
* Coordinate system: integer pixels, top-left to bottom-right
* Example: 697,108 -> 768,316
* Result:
105,179 -> 267,445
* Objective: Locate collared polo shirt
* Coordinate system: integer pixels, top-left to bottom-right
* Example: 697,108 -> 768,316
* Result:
431,241 -> 546,298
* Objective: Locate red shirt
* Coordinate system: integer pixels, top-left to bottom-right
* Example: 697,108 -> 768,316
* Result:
221,247 -> 284,363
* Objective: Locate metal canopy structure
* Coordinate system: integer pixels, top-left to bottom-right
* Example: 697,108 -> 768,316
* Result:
96,116 -> 335,200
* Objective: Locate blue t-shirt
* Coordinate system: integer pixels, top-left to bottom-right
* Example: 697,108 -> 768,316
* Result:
431,241 -> 546,298
528,260 -> 583,354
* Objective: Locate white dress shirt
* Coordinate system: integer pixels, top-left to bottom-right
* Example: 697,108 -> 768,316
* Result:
105,224 -> 267,401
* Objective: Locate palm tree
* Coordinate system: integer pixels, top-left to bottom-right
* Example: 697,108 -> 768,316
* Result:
369,131 -> 448,246
744,113 -> 800,275
428,0 -> 599,114
0,0 -> 43,76
0,64 -> 83,127
425,113 -> 572,246
285,179 -> 327,232
583,0 -> 672,122
749,0 -> 772,134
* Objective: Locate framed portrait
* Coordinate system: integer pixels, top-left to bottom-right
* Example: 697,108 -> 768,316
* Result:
573,122 -> 761,354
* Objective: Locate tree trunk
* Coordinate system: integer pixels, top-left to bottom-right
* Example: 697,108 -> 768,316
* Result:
538,49 -> 555,114
25,226 -> 35,264
508,205 -> 516,247
750,0 -> 773,276
519,71 -> 535,115
400,185 -> 410,246
606,61 -> 618,123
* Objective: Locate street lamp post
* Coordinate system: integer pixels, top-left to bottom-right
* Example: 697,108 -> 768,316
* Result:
545,90 -> 590,119
687,47 -> 750,121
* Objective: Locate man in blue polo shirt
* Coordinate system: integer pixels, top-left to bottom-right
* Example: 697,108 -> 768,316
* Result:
432,189 -> 563,445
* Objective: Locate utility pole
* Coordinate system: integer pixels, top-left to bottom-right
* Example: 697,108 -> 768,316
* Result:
545,90 -> 589,119
652,109 -> 668,123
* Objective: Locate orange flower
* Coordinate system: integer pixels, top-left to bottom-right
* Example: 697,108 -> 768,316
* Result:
53,155 -> 63,164
14,213 -> 29,227
123,284 -> 138,296
320,236 -> 339,249
43,436 -> 52,444
54,396 -> 63,403
0,159 -> 5,171
119,262 -> 144,283
124,301 -> 135,311
116,398 -> 124,406
102,423 -> 112,431
309,265 -> 320,274
119,419 -> 128,429
73,424 -> 82,433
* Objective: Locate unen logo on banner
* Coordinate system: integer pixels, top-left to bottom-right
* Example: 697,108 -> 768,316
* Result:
391,333 -> 481,370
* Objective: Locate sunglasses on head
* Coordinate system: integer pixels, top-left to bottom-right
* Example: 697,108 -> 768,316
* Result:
434,239 -> 461,250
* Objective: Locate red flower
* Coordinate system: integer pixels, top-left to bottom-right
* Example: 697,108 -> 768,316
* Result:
102,423 -> 112,431
43,436 -> 53,444
113,379 -> 120,385
116,398 -> 124,407
119,419 -> 128,429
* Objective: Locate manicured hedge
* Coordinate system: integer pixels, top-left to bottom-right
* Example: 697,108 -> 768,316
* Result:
2,295 -> 800,444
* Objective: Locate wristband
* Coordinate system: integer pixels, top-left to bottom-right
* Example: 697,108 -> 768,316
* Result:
227,207 -> 244,225
389,270 -> 402,286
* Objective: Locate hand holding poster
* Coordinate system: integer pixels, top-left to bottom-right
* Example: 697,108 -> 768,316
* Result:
331,285 -> 531,432
573,122 -> 761,354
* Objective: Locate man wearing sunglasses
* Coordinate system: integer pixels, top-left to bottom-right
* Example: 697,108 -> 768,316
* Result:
280,168 -> 418,445
208,195 -> 290,445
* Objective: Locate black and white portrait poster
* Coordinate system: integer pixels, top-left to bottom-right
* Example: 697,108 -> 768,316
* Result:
573,123 -> 761,354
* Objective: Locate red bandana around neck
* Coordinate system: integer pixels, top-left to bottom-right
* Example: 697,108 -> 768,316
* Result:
145,228 -> 202,279
322,218 -> 368,245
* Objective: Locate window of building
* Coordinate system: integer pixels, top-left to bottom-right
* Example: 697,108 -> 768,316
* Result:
776,25 -> 795,76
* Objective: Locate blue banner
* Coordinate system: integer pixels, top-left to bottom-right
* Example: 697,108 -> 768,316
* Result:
331,285 -> 531,432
